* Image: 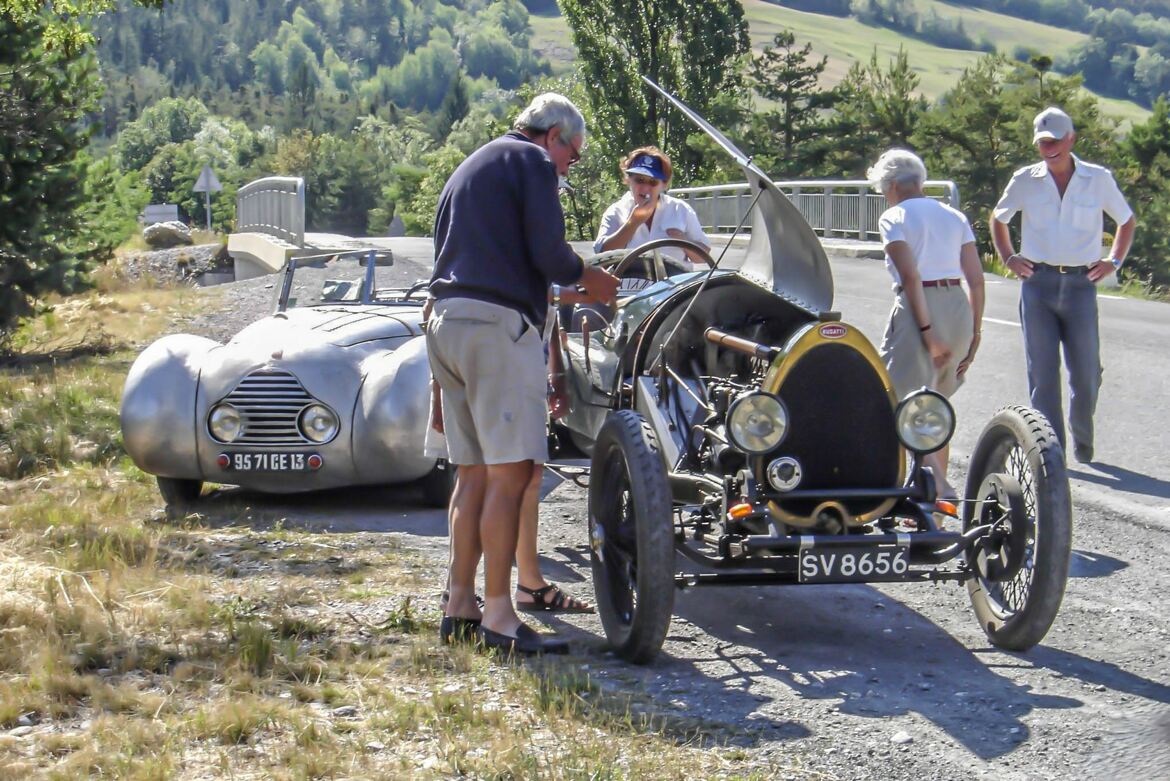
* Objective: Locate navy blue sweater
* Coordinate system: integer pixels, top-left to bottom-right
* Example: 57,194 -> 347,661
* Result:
430,131 -> 584,328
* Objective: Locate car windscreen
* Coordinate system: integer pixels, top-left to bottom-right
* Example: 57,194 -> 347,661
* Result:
280,253 -> 401,309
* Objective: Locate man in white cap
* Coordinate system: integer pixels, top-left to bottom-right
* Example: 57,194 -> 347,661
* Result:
990,106 -> 1137,464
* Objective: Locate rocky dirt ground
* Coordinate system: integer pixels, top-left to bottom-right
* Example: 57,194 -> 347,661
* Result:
171,252 -> 1170,780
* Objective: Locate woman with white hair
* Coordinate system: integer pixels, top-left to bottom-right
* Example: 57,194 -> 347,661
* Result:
868,148 -> 985,501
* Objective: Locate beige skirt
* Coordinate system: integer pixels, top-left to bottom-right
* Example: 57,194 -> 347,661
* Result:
879,286 -> 974,400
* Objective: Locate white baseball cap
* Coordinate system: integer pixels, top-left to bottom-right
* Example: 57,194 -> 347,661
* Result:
1033,107 -> 1074,143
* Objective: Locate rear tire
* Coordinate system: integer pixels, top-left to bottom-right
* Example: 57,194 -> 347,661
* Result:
962,405 -> 1071,651
157,476 -> 203,508
588,410 -> 674,664
421,460 -> 457,508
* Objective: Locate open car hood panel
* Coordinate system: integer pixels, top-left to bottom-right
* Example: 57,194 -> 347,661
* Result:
642,77 -> 833,313
738,171 -> 834,313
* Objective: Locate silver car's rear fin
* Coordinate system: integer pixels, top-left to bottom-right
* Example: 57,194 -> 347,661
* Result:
640,77 -> 834,314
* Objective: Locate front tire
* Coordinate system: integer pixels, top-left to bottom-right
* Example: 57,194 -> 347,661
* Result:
157,476 -> 203,508
588,410 -> 674,664
962,405 -> 1072,651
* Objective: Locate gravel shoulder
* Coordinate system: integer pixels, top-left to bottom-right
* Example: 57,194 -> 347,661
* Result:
171,250 -> 1170,781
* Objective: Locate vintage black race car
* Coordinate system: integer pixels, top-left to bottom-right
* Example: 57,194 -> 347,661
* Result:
551,81 -> 1072,664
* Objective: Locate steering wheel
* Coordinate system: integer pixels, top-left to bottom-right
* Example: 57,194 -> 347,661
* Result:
404,280 -> 430,301
589,238 -> 716,284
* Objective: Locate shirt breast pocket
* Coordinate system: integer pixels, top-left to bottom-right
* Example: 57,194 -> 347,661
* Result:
1069,197 -> 1100,230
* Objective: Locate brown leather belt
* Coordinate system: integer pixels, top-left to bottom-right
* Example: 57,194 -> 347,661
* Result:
1033,262 -> 1090,274
921,278 -> 962,288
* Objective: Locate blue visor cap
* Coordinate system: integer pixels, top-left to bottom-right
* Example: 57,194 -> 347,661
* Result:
625,154 -> 668,181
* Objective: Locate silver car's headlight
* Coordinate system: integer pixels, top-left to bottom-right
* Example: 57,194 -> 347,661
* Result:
208,403 -> 242,443
299,403 -> 339,444
727,392 -> 788,454
895,390 -> 955,454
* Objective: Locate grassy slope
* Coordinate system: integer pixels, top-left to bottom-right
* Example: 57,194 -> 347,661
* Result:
529,1 -> 1150,125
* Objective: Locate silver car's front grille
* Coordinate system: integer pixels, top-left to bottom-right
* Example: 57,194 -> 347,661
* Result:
218,369 -> 314,445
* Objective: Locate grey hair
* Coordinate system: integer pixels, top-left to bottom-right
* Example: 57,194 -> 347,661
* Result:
866,148 -> 927,194
513,93 -> 586,147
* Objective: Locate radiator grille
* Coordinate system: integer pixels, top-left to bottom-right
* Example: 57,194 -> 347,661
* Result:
771,343 -> 900,519
214,369 -> 314,445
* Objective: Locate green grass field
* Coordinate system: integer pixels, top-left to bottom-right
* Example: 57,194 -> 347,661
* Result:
528,1 -> 1150,125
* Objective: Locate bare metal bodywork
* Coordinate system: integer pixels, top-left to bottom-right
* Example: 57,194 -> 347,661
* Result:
121,252 -> 443,498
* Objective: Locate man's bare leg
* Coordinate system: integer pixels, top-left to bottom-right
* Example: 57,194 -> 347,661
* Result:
479,460 -> 533,637
446,464 -> 486,620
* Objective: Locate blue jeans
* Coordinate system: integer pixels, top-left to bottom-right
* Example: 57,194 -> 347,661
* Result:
1019,268 -> 1102,454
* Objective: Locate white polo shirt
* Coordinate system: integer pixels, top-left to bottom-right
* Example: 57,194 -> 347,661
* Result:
593,192 -> 710,267
878,197 -> 976,285
992,155 -> 1133,266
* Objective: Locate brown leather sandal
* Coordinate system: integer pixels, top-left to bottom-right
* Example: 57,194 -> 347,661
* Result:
516,583 -> 594,613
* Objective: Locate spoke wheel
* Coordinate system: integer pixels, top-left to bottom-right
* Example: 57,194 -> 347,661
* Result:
588,410 -> 674,664
962,405 -> 1072,651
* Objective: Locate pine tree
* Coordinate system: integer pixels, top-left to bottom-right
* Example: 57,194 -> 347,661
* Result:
748,30 -> 838,177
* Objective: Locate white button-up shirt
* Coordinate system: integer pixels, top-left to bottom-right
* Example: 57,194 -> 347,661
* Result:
593,192 -> 710,267
992,155 -> 1133,266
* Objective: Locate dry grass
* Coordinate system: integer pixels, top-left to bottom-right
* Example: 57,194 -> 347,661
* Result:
0,283 -> 803,778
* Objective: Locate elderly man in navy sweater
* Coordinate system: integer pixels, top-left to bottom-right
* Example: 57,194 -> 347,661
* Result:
426,93 -> 619,655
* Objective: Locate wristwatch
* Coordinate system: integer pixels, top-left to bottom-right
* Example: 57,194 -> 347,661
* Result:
1110,257 -> 1123,270
552,285 -> 562,307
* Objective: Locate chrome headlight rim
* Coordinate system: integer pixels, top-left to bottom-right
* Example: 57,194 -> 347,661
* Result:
298,403 -> 339,444
208,403 -> 242,444
727,391 -> 789,455
894,388 -> 955,455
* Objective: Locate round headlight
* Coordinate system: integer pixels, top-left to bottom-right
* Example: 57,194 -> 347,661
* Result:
299,403 -> 339,444
208,403 -> 242,443
727,392 -> 788,454
895,390 -> 955,454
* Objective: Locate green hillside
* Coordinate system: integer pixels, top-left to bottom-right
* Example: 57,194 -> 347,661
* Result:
529,1 -> 1152,124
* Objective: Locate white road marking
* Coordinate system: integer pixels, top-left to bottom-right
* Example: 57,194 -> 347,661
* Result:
1099,294 -> 1126,300
984,316 -> 1020,329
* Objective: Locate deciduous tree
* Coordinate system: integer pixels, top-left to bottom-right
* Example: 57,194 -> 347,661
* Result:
558,0 -> 750,182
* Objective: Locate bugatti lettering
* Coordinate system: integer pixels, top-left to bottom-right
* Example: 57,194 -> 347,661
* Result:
799,545 -> 909,583
230,453 -> 307,471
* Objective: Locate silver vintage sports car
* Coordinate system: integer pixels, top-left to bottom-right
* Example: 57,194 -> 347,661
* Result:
121,249 -> 454,508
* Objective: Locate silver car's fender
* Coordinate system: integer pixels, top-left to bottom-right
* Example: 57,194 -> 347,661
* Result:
352,334 -> 435,483
121,333 -> 219,480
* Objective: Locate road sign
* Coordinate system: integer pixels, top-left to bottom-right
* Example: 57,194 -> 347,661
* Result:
193,165 -> 222,193
193,165 -> 222,230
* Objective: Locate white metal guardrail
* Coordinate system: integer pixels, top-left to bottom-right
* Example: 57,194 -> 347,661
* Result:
236,176 -> 305,247
670,179 -> 960,241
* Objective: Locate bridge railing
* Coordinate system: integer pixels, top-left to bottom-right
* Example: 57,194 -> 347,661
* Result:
236,176 -> 305,247
669,179 -> 960,241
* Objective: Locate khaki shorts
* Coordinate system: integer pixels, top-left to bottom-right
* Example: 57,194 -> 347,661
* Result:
425,298 -> 548,465
880,286 -> 974,399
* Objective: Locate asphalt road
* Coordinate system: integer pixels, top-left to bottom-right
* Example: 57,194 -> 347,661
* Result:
269,234 -> 1170,779
343,233 -> 1170,525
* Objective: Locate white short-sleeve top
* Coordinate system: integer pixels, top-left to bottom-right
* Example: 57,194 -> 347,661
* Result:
992,156 -> 1133,266
593,192 -> 710,267
878,197 -> 976,285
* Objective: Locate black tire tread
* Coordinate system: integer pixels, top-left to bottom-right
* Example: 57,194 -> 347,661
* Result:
589,409 -> 675,664
963,404 -> 1072,651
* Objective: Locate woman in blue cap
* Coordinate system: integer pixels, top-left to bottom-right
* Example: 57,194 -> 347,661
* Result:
594,146 -> 710,272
